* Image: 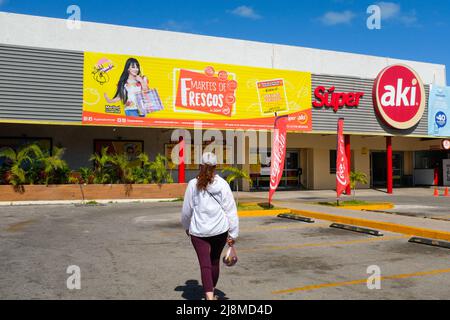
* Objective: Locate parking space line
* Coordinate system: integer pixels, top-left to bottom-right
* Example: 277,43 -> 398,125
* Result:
239,235 -> 409,253
272,267 -> 450,295
6,219 -> 36,232
241,223 -> 329,233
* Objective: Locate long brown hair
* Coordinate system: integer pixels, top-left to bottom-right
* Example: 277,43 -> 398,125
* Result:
196,164 -> 216,191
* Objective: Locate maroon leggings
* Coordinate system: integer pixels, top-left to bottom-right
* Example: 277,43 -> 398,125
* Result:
190,231 -> 228,294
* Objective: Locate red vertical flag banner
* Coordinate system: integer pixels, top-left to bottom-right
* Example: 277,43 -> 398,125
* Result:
269,115 -> 288,204
336,118 -> 350,198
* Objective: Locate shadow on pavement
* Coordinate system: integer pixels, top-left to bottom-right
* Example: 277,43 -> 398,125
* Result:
175,279 -> 229,300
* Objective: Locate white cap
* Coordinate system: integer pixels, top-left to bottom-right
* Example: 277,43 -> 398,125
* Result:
201,152 -> 217,166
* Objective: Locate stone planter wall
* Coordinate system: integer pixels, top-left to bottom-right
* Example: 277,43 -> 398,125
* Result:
0,183 -> 187,201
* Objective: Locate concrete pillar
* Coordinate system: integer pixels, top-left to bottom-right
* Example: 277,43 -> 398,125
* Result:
387,136 -> 393,194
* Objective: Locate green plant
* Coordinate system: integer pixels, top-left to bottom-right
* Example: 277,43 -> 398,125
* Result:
110,153 -> 134,184
132,153 -> 153,184
40,147 -> 70,185
68,176 -> 79,184
350,171 -> 368,200
79,167 -> 93,184
221,166 -> 253,206
0,144 -> 44,186
89,146 -> 114,184
149,154 -> 173,184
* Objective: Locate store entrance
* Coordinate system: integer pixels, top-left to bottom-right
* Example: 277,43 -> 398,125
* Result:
371,151 -> 404,187
253,150 -> 302,190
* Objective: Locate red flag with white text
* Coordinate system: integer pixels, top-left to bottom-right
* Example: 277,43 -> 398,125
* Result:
269,115 -> 288,204
336,118 -> 350,198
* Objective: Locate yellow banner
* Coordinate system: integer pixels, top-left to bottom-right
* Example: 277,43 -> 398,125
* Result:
82,52 -> 311,131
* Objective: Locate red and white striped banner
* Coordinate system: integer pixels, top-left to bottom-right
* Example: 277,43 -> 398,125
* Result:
336,118 -> 350,198
269,115 -> 288,204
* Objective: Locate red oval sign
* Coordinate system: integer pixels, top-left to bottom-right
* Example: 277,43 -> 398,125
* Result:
373,65 -> 425,130
442,139 -> 450,150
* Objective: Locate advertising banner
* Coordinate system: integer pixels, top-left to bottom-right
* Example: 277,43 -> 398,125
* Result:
82,52 -> 311,131
336,118 -> 350,198
268,115 -> 288,204
428,85 -> 450,137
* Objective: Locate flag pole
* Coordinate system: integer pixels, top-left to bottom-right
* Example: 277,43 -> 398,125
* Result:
268,112 -> 278,207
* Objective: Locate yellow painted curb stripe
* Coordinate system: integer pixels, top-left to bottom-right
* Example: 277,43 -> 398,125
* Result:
239,235 -> 409,253
272,267 -> 450,294
241,223 -> 329,233
289,208 -> 450,241
336,203 -> 394,211
238,209 -> 291,217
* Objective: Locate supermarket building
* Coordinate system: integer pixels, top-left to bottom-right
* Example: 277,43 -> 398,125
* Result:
0,12 -> 449,192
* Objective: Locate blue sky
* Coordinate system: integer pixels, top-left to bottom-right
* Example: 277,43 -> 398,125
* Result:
1,0 -> 449,82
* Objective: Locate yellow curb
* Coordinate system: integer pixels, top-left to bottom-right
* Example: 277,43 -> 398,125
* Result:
237,209 -> 291,217
288,208 -> 450,242
335,203 -> 394,211
310,202 -> 395,211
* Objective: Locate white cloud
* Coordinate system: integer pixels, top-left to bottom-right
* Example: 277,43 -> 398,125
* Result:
399,10 -> 418,26
377,2 -> 418,26
377,2 -> 401,20
319,10 -> 356,26
229,6 -> 262,20
161,20 -> 194,32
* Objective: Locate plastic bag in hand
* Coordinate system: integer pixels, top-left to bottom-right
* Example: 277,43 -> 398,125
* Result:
223,245 -> 238,267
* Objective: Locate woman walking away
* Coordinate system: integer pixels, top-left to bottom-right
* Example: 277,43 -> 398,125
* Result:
181,152 -> 239,300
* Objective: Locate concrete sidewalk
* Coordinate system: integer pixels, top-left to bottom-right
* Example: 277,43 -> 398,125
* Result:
272,201 -> 450,242
239,187 -> 447,200
239,188 -> 450,219
278,201 -> 450,233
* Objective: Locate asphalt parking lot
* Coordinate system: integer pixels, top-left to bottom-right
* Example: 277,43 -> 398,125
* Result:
0,201 -> 449,300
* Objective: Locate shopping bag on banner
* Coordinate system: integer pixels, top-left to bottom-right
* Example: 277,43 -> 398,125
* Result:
136,89 -> 164,116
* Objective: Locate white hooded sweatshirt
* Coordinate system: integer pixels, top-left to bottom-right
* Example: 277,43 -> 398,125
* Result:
181,174 -> 239,239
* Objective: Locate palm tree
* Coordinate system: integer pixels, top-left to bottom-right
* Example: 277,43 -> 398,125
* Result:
133,153 -> 153,184
110,153 -> 134,184
350,171 -> 368,200
0,144 -> 44,186
78,167 -> 93,184
41,147 -> 70,185
89,146 -> 113,184
149,154 -> 173,184
221,166 -> 253,206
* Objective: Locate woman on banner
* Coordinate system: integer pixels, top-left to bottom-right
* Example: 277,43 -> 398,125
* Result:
104,57 -> 149,117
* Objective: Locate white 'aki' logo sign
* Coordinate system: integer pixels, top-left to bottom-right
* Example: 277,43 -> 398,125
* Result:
373,65 -> 426,130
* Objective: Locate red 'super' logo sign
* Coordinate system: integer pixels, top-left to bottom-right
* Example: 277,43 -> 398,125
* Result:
373,65 -> 425,130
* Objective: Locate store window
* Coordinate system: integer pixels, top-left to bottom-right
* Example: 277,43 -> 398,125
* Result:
250,148 -> 302,190
414,151 -> 443,169
0,137 -> 52,166
329,150 -> 355,174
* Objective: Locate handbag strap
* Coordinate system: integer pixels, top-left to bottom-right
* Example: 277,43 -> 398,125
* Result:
206,190 -> 232,241
206,190 -> 225,213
